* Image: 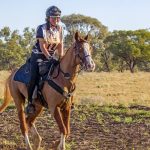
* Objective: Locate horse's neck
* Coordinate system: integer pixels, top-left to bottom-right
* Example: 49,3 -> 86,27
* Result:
60,47 -> 79,81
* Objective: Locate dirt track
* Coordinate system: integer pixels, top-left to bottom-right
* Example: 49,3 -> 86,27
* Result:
0,105 -> 150,150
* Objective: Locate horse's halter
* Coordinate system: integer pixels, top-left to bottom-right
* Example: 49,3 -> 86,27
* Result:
50,38 -> 94,80
74,41 -> 92,70
51,41 -> 92,80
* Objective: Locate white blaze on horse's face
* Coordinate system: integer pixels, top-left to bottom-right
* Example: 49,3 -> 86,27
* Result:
83,43 -> 95,71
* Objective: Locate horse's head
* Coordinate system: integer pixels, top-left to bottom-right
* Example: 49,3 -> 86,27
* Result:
74,32 -> 95,72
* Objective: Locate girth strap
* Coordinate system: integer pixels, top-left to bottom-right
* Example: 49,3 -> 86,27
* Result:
47,79 -> 75,99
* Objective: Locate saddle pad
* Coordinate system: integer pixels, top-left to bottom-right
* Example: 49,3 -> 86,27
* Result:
14,63 -> 31,84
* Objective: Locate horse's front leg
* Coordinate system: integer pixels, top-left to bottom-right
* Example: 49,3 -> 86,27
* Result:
30,124 -> 42,150
61,104 -> 71,138
54,106 -> 67,150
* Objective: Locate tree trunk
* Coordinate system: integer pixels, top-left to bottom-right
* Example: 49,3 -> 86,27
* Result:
129,60 -> 135,73
102,51 -> 110,72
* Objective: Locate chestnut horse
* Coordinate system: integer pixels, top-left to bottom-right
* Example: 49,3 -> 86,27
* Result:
0,32 -> 95,150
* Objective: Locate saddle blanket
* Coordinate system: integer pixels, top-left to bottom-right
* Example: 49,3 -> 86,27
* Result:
14,59 -> 58,85
14,62 -> 31,85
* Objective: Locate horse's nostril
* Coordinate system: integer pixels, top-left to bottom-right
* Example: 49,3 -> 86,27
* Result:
87,64 -> 92,68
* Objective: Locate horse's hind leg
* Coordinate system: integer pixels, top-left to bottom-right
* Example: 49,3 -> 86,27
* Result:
26,103 -> 43,150
13,94 -> 33,150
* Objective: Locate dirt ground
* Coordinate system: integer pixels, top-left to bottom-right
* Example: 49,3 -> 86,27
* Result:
0,105 -> 150,150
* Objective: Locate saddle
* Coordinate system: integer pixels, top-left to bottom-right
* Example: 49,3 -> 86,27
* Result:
14,58 -> 59,108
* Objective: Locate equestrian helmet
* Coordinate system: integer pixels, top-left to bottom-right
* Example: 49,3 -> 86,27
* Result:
46,6 -> 61,17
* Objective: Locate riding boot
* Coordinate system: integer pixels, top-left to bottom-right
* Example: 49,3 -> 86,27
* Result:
26,82 -> 36,114
26,102 -> 36,114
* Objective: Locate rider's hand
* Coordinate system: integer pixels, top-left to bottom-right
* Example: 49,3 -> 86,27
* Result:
47,55 -> 52,61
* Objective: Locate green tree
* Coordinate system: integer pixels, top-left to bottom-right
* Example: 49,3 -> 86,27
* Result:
0,27 -> 35,70
61,14 -> 109,71
104,29 -> 150,73
21,27 -> 36,58
0,26 -> 11,41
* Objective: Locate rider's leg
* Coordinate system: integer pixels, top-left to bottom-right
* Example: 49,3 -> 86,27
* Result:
26,53 -> 39,114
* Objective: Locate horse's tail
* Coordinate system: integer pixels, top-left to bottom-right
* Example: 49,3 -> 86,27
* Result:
0,70 -> 14,113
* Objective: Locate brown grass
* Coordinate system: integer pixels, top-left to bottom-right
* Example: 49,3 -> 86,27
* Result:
75,71 -> 150,106
0,71 -> 150,107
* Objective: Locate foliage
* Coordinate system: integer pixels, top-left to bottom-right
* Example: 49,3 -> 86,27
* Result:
61,14 -> 109,71
104,29 -> 150,72
0,14 -> 150,72
0,27 -> 35,70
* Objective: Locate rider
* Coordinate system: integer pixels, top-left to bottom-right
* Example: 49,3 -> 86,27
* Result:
26,6 -> 64,114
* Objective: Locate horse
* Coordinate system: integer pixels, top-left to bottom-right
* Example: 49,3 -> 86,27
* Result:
0,31 -> 95,150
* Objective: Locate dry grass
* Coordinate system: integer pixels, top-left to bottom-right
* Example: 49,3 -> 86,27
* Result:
0,71 -> 150,107
75,71 -> 150,106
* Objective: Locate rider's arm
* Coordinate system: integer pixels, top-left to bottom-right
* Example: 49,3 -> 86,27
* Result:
36,25 -> 51,60
39,39 -> 51,59
57,42 -> 63,58
57,26 -> 64,58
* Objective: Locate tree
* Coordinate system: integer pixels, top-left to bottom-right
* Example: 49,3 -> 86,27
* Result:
0,27 -> 35,70
104,29 -> 150,73
61,14 -> 109,71
21,27 -> 36,58
0,26 -> 11,41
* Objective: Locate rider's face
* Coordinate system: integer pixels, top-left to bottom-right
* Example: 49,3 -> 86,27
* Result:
49,16 -> 61,26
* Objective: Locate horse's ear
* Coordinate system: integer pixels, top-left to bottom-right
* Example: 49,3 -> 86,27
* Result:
75,31 -> 79,41
84,34 -> 89,41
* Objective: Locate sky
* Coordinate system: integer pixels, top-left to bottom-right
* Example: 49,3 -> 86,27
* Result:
0,0 -> 150,33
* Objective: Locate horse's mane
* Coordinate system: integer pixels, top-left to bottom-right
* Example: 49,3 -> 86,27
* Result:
60,47 -> 72,62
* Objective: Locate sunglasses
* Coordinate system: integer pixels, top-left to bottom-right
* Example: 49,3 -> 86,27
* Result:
50,16 -> 61,20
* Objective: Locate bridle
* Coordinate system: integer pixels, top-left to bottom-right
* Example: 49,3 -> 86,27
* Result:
74,42 -> 91,68
49,41 -> 92,80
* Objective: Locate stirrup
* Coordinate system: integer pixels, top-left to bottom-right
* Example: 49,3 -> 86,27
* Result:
25,103 -> 36,114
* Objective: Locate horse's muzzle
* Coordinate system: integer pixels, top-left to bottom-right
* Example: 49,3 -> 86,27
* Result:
85,59 -> 95,72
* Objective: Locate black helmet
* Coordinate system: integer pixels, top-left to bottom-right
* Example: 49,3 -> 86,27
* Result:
46,6 -> 61,17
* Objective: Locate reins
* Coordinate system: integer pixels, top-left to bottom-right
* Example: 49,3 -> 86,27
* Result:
46,40 -> 91,109
48,43 -> 89,80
